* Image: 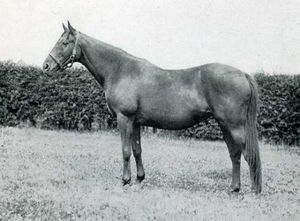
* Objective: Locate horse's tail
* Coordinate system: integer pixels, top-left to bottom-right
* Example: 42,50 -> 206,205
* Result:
244,74 -> 262,193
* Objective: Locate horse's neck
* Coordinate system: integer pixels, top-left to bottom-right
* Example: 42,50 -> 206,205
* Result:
78,33 -> 128,88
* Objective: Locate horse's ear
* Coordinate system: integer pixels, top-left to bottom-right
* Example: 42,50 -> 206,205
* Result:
62,23 -> 68,32
67,21 -> 76,34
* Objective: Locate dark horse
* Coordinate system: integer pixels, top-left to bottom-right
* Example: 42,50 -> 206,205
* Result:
43,22 -> 262,193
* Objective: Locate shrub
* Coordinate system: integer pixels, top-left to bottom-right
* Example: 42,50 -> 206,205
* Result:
0,61 -> 116,130
255,73 -> 300,145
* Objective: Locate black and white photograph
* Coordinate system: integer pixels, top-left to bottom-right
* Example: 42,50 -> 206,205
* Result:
0,0 -> 299,220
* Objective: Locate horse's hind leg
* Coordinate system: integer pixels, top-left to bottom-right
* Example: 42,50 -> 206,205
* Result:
219,112 -> 261,193
131,125 -> 145,182
220,125 -> 245,192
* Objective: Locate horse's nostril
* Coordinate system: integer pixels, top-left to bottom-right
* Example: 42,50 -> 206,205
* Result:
44,63 -> 49,70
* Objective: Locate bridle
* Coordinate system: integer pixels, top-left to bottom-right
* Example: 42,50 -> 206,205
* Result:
49,33 -> 80,71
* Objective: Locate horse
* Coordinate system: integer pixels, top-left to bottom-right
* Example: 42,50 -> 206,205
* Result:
43,22 -> 262,193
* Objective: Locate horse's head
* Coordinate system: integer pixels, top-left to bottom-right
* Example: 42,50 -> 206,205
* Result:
43,21 -> 81,73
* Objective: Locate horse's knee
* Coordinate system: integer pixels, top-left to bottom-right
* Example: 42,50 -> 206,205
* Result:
123,148 -> 131,162
230,128 -> 245,145
132,133 -> 142,160
133,147 -> 141,159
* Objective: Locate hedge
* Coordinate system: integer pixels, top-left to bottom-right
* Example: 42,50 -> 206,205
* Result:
0,61 -> 116,131
0,61 -> 299,145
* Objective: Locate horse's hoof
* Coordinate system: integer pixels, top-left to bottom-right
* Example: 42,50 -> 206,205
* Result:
136,174 -> 145,183
230,184 -> 240,193
231,187 -> 240,193
122,178 -> 131,185
251,185 -> 262,194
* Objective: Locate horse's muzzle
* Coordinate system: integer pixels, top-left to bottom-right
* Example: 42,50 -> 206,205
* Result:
42,56 -> 60,74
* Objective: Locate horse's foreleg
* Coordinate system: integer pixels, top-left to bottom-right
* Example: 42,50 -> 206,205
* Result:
117,114 -> 133,185
132,126 -> 145,182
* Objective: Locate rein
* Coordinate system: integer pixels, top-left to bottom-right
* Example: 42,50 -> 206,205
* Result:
49,33 -> 80,71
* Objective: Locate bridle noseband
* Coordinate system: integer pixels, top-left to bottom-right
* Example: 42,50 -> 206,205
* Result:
49,33 -> 80,71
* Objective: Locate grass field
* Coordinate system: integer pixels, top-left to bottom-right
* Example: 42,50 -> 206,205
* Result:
0,127 -> 299,220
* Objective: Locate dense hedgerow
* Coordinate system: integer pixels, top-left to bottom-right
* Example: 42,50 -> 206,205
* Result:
0,61 -> 299,145
0,61 -> 116,131
255,73 -> 300,145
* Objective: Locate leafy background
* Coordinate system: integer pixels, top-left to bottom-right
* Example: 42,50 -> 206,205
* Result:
0,61 -> 299,145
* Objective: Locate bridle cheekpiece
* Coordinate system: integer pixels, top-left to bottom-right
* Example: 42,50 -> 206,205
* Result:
49,33 -> 80,71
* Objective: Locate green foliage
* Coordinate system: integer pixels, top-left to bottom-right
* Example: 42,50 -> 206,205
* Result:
0,61 -> 116,131
255,73 -> 300,145
0,61 -> 299,145
177,118 -> 222,141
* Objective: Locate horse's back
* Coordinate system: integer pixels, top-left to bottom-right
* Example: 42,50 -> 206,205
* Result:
138,62 -> 250,109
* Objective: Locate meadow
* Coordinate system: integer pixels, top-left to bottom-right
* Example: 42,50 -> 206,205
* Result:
0,127 -> 299,220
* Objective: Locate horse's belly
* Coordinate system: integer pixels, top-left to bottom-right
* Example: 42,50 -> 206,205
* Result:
137,110 -> 209,129
136,98 -> 210,130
